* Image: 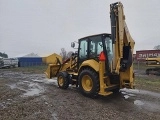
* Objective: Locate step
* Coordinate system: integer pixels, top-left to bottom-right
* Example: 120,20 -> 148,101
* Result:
105,84 -> 119,91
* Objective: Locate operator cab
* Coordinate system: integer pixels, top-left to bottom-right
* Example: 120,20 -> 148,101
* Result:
76,33 -> 113,69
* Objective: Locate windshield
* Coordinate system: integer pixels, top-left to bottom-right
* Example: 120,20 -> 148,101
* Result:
105,37 -> 113,66
89,36 -> 103,58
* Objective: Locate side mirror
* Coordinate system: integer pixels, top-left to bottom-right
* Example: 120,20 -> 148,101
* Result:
71,42 -> 75,48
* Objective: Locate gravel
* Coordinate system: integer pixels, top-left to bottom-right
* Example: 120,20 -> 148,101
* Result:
0,69 -> 160,120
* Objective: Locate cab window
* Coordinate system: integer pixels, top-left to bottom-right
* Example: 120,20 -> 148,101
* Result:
79,39 -> 88,59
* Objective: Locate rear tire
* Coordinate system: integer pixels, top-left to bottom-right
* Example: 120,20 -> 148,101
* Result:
78,68 -> 100,98
57,72 -> 69,89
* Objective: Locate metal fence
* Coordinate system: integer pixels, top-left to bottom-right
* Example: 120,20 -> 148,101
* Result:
133,60 -> 148,76
18,62 -> 46,67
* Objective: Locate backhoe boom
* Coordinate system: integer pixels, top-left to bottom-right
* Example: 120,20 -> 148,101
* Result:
110,2 -> 135,88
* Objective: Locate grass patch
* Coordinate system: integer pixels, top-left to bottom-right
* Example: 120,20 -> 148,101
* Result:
0,65 -> 48,74
1,64 -> 159,93
135,75 -> 160,92
133,62 -> 148,70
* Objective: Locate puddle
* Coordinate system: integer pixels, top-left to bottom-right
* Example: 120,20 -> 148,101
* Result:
23,81 -> 29,83
7,99 -> 12,101
52,113 -> 58,120
8,81 -> 45,97
0,102 -> 6,109
8,84 -> 17,89
32,78 -> 58,85
134,100 -> 144,105
8,83 -> 27,92
133,100 -> 160,111
0,101 -> 12,109
4,72 -> 56,99
120,88 -> 160,112
138,90 -> 160,98
23,87 -> 43,96
7,74 -> 56,97
143,101 -> 160,111
22,83 -> 44,97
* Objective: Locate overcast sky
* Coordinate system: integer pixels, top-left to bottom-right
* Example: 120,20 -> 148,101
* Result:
0,0 -> 160,57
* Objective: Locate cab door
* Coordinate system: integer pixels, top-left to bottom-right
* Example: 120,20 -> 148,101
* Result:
78,38 -> 89,68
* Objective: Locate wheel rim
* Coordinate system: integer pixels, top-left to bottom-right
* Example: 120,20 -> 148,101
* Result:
58,76 -> 64,86
82,75 -> 93,92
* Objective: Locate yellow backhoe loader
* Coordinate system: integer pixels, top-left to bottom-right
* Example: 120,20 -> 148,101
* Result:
146,57 -> 160,75
45,2 -> 135,98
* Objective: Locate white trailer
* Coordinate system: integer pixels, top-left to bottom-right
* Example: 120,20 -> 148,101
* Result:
0,58 -> 18,68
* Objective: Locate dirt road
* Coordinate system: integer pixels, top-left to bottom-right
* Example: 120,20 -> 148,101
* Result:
0,69 -> 160,120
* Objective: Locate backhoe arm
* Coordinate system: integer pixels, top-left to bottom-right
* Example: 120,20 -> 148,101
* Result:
110,2 -> 135,73
110,2 -> 135,88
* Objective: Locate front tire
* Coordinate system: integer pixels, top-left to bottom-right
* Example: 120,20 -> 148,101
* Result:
57,72 -> 69,89
78,68 -> 100,98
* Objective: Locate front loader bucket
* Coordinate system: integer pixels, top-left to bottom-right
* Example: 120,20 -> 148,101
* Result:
45,64 -> 61,79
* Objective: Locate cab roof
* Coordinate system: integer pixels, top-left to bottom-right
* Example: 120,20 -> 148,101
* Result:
78,33 -> 111,41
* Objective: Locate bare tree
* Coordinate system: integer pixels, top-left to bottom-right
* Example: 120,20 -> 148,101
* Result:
0,52 -> 8,58
154,45 -> 160,50
67,51 -> 74,58
60,48 -> 74,62
60,48 -> 67,61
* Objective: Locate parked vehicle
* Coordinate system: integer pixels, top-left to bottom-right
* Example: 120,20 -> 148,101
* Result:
146,57 -> 160,75
0,58 -> 18,68
45,2 -> 135,98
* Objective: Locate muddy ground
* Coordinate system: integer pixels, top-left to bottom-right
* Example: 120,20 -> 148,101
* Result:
0,68 -> 160,120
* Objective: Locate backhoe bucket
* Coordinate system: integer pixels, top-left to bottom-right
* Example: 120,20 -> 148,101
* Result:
45,64 -> 61,79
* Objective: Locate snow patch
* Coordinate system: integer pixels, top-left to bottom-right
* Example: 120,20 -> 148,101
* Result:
52,113 -> 58,120
134,100 -> 144,106
124,95 -> 130,99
